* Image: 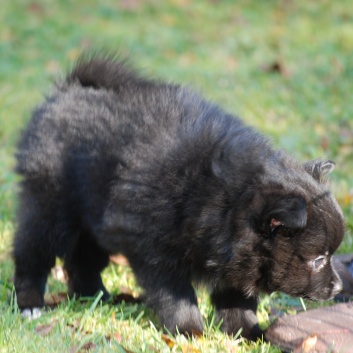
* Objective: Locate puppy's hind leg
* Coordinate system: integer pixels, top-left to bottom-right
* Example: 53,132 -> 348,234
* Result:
64,231 -> 110,300
13,188 -> 57,314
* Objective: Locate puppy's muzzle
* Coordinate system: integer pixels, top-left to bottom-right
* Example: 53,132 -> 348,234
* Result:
331,277 -> 343,297
330,257 -> 343,297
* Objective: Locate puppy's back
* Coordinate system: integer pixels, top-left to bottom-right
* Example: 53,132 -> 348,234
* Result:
17,57 -> 244,181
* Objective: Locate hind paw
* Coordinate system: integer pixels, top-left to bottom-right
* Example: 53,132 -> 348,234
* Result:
21,307 -> 42,320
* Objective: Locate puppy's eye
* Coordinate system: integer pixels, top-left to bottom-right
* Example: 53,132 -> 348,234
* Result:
312,255 -> 327,271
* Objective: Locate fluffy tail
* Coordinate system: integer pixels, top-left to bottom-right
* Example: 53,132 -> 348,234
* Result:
66,54 -> 143,92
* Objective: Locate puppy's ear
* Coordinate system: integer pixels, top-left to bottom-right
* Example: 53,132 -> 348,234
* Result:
266,196 -> 307,230
303,159 -> 335,183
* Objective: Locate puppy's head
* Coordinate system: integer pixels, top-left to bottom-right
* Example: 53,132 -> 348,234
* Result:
259,160 -> 344,300
229,159 -> 345,300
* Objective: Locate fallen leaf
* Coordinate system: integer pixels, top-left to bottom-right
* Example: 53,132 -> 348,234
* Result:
302,334 -> 317,352
35,320 -> 58,336
191,328 -> 203,338
320,136 -> 330,151
161,334 -> 176,348
110,254 -> 130,266
262,60 -> 290,77
27,2 -> 44,14
80,342 -> 97,351
45,292 -> 68,307
69,342 -> 97,353
293,334 -> 317,353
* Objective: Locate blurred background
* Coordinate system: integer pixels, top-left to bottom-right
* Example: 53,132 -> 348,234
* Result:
0,0 -> 352,351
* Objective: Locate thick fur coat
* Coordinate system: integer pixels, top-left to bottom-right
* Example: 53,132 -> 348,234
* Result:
13,57 -> 344,340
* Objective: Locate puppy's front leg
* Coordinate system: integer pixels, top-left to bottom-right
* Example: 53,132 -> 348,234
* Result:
211,288 -> 263,340
144,279 -> 204,336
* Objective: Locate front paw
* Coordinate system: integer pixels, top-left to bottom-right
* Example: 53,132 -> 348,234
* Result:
162,304 -> 204,336
211,288 -> 262,341
218,308 -> 263,340
21,307 -> 42,320
240,322 -> 264,341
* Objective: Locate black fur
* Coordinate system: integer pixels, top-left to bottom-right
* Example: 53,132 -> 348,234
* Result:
13,56 -> 345,340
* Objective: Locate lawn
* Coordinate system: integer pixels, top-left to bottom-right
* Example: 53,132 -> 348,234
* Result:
1,0 -> 353,352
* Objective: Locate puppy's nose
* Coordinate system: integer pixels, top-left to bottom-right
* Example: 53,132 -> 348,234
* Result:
331,257 -> 343,297
331,279 -> 343,296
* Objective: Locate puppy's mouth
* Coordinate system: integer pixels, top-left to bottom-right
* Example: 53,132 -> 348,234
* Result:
301,294 -> 329,302
304,277 -> 343,301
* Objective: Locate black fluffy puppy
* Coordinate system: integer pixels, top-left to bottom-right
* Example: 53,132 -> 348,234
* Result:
14,57 -> 344,340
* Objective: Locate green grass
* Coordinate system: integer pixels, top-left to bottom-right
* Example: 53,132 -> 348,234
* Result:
1,0 -> 353,351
